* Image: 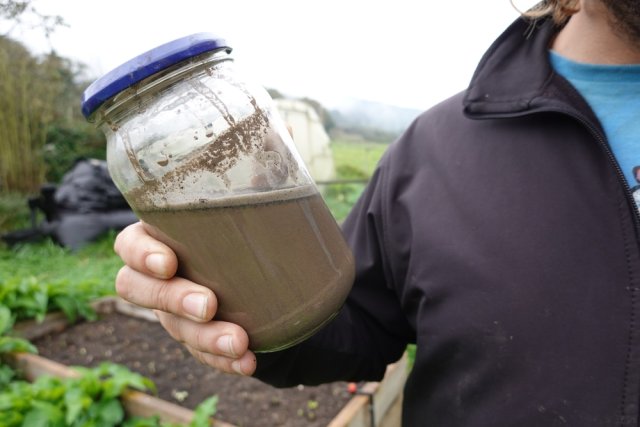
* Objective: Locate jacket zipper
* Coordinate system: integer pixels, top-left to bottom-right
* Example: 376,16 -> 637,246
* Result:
559,109 -> 640,426
570,111 -> 640,235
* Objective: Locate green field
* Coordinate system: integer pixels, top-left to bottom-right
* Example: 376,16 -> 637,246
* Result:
330,139 -> 389,177
323,139 -> 390,221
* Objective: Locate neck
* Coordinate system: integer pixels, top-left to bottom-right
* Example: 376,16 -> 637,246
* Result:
552,1 -> 640,64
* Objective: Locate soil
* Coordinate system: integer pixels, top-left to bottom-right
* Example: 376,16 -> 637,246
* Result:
32,311 -> 354,427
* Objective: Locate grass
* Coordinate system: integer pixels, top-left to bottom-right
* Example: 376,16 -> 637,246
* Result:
0,233 -> 121,306
323,139 -> 390,221
330,138 -> 389,175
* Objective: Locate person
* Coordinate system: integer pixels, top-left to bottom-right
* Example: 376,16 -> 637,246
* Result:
113,0 -> 640,424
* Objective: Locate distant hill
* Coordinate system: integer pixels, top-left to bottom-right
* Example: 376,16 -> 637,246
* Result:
330,98 -> 423,138
267,88 -> 423,142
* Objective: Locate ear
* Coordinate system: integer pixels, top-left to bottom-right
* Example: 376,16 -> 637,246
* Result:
634,166 -> 640,183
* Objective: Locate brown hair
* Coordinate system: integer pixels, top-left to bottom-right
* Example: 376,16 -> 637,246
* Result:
515,0 -> 580,25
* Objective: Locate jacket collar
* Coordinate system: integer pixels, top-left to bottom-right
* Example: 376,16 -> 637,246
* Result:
463,16 -> 592,119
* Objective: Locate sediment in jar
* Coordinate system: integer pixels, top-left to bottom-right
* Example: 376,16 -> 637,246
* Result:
136,185 -> 355,352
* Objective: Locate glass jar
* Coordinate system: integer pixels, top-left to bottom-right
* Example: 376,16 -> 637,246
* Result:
81,33 -> 354,352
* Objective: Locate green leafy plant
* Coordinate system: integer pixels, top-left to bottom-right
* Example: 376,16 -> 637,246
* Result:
124,396 -> 219,427
189,396 -> 218,427
0,360 -> 218,427
0,305 -> 37,356
0,274 -> 99,323
0,231 -> 121,300
0,362 -> 151,426
0,303 -> 217,426
0,369 -> 217,427
0,305 -> 38,389
0,233 -> 122,324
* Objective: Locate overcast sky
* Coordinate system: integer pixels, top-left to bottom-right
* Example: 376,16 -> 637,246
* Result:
6,0 -> 539,111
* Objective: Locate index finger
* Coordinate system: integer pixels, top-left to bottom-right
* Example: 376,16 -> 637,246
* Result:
114,221 -> 178,279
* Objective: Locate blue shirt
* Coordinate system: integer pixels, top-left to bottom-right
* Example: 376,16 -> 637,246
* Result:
549,50 -> 640,211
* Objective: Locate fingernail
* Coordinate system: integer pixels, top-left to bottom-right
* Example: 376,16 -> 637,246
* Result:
231,360 -> 245,375
182,293 -> 208,319
146,253 -> 168,277
217,335 -> 236,357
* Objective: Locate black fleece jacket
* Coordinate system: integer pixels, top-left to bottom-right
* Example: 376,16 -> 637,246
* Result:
255,17 -> 640,426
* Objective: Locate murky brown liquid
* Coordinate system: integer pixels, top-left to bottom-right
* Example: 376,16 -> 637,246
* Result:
136,186 -> 355,352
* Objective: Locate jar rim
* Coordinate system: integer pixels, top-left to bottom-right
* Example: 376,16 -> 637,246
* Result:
81,33 -> 231,119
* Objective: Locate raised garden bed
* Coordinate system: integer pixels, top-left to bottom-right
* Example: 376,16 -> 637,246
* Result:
13,297 -> 407,426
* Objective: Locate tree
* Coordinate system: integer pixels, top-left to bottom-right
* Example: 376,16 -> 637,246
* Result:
0,0 -> 66,40
0,36 -> 53,192
0,36 -> 106,192
0,1 -> 102,193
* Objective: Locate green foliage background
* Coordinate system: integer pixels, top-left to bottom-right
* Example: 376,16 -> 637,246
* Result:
0,36 -> 105,195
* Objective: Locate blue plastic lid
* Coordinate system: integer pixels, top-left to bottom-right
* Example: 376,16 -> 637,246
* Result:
81,33 -> 231,118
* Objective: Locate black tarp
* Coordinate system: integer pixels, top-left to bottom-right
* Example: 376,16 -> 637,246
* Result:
2,159 -> 138,250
